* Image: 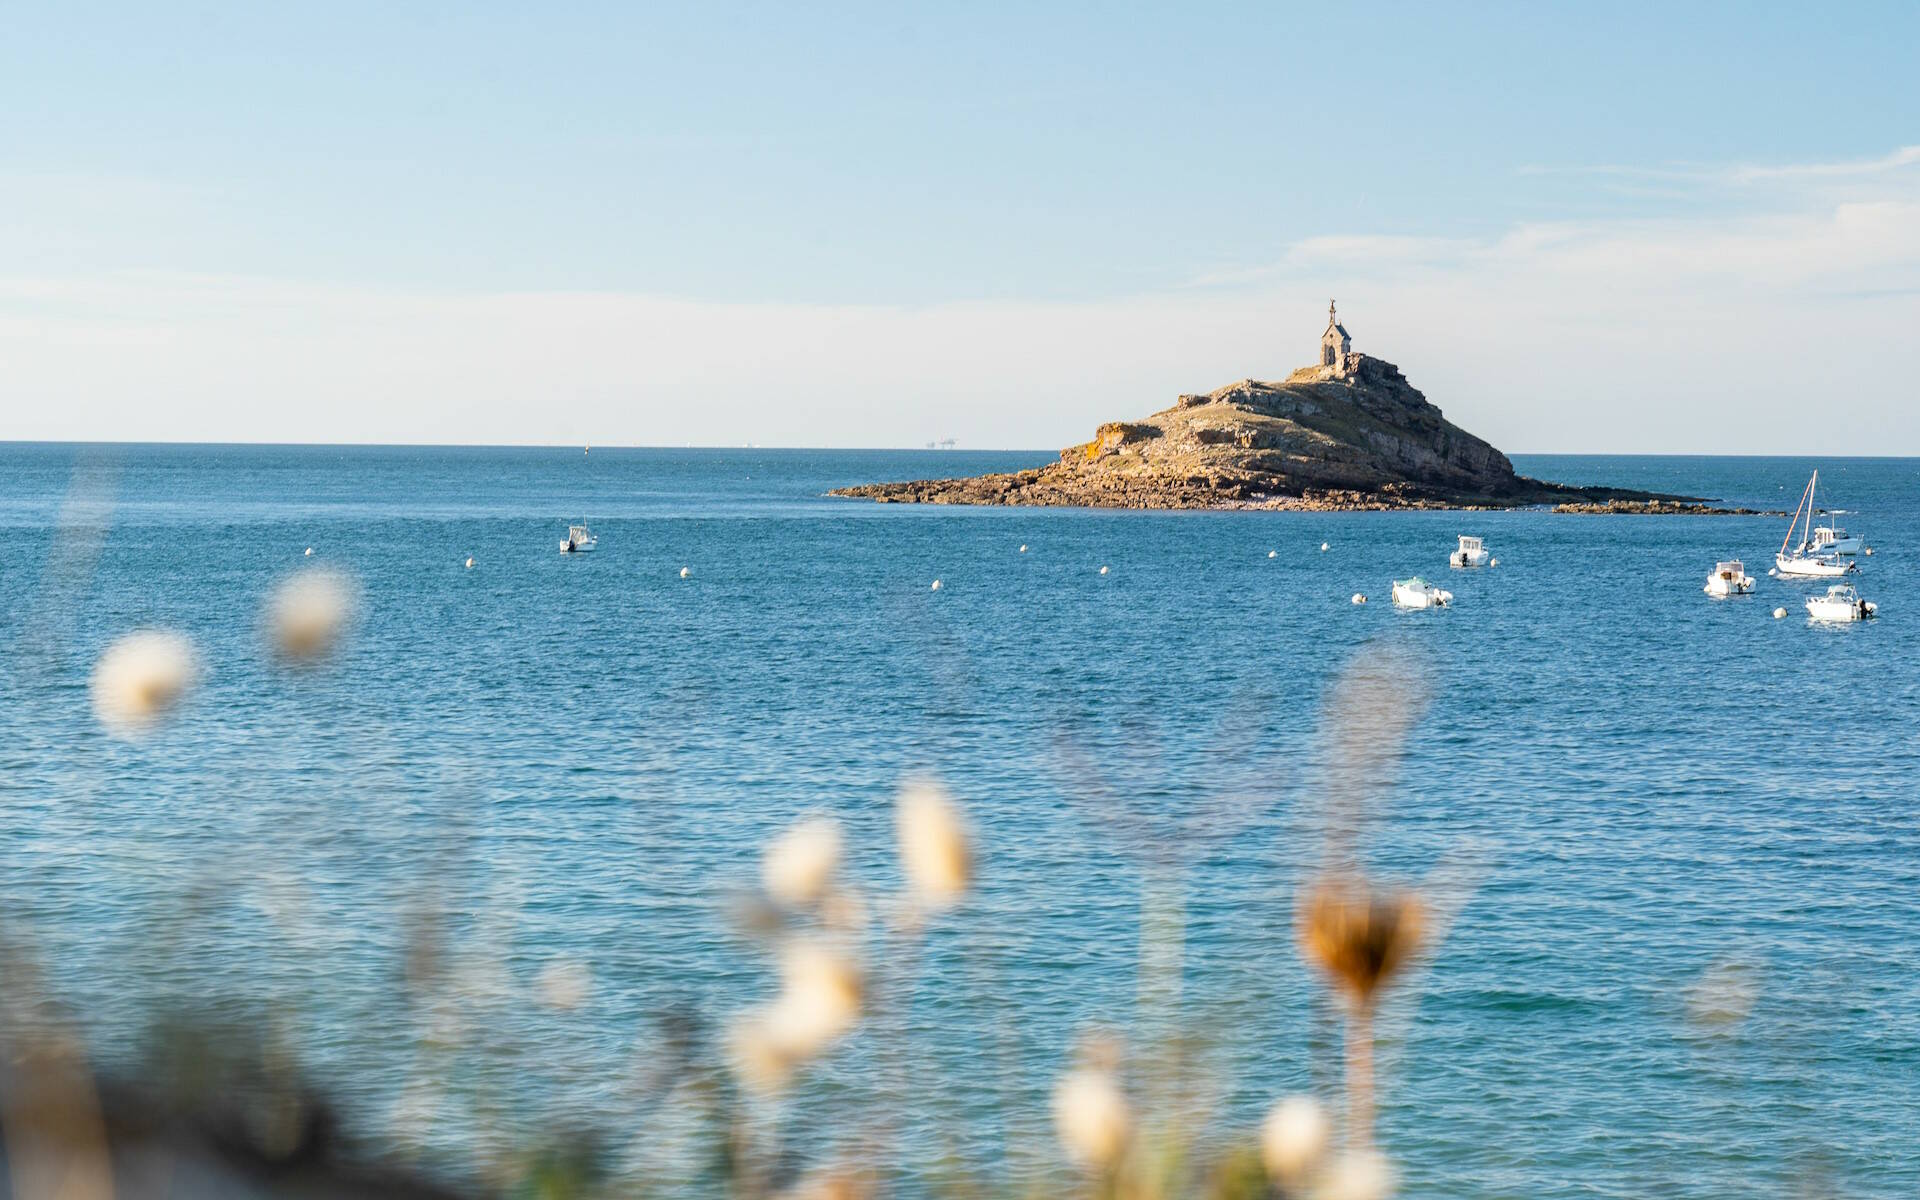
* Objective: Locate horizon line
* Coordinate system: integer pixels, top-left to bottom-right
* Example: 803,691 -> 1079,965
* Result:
1,438 -> 1916,460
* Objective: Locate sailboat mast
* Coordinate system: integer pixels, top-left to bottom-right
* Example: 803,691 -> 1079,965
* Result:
1806,470 -> 1819,551
1781,473 -> 1814,556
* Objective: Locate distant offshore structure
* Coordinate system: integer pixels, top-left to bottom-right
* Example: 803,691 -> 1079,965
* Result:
925,437 -> 957,450
1318,299 -> 1357,378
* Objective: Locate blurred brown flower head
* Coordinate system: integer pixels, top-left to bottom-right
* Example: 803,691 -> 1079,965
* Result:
1298,876 -> 1425,1007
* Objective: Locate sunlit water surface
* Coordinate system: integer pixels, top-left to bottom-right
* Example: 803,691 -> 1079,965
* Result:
1,446 -> 1916,1198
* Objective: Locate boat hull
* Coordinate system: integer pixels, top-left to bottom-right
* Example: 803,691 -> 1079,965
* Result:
1391,582 -> 1452,608
1806,598 -> 1874,622
1703,577 -> 1754,597
1775,553 -> 1853,578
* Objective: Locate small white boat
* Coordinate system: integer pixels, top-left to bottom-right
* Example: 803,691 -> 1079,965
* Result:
1774,471 -> 1856,577
1805,584 -> 1876,623
1809,524 -> 1865,556
1449,535 -> 1490,568
1703,560 -> 1754,597
1391,577 -> 1452,609
560,523 -> 598,554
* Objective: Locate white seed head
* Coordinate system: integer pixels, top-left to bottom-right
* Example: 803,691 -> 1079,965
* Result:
726,1014 -> 794,1094
1318,1150 -> 1395,1200
763,816 -> 843,908
535,959 -> 592,1011
1052,1068 -> 1130,1169
1260,1094 -> 1330,1183
896,781 -> 970,908
269,568 -> 355,661
762,939 -> 862,1058
91,630 -> 199,734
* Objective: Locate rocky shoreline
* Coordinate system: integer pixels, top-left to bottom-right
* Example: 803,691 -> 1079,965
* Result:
1552,499 -> 1784,516
830,356 -> 1746,514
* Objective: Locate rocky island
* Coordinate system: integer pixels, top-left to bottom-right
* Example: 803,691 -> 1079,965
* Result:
832,304 -> 1756,514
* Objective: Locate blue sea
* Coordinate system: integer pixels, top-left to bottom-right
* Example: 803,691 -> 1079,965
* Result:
1,445 -> 1916,1198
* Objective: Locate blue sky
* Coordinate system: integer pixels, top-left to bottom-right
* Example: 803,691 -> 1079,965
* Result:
3,1 -> 1918,450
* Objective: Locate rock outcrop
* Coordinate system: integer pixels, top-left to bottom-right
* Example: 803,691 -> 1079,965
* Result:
831,357 -> 1710,511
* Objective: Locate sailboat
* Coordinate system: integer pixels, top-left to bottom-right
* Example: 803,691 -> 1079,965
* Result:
1774,472 -> 1855,578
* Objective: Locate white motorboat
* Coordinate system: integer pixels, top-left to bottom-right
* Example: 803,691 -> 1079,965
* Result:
1449,535 -> 1490,568
560,523 -> 598,554
1703,560 -> 1754,597
1805,584 -> 1876,623
1774,471 -> 1856,577
1809,524 -> 1865,556
1391,577 -> 1452,608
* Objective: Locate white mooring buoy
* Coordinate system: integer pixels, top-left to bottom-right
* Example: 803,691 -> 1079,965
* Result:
1099,565 -> 1109,575
930,579 -> 942,591
1320,542 -> 1330,552
1019,544 -> 1028,553
680,567 -> 691,579
1352,593 -> 1367,605
1773,607 -> 1788,619
1268,550 -> 1277,558
465,556 -> 474,569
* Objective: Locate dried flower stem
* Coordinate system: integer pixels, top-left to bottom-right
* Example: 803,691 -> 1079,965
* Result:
1346,1001 -> 1376,1151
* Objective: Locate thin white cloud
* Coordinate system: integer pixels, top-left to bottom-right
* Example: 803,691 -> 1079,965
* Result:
1728,144 -> 1920,182
3,147 -> 1919,454
1518,144 -> 1920,187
